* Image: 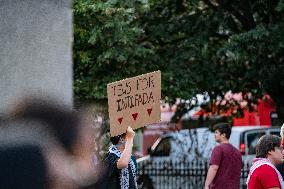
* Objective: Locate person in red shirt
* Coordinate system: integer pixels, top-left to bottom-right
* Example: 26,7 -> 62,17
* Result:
247,135 -> 284,189
204,123 -> 242,189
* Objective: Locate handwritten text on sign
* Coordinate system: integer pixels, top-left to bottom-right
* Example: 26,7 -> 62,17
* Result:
107,71 -> 161,136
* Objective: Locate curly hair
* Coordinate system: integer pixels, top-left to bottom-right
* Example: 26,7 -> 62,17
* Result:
256,135 -> 281,158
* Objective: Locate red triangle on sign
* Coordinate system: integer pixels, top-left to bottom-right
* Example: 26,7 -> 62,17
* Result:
118,117 -> 123,124
132,113 -> 138,121
147,108 -> 152,116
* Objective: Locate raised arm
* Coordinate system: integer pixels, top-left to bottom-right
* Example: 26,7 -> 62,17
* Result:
117,126 -> 135,169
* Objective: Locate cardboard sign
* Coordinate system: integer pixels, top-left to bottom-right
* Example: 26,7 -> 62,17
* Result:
107,71 -> 161,136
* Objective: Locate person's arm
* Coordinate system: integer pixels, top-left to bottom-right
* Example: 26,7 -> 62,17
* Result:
204,165 -> 219,189
117,126 -> 135,169
268,187 -> 280,189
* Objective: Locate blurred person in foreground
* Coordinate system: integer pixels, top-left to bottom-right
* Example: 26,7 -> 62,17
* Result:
204,123 -> 242,189
103,126 -> 137,189
247,135 -> 284,189
0,119 -> 74,189
10,97 -> 98,188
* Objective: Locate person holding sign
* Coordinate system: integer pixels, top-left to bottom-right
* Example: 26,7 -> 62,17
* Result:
103,126 -> 137,189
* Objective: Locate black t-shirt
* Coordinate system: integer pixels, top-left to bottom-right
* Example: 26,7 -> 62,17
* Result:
103,152 -> 137,189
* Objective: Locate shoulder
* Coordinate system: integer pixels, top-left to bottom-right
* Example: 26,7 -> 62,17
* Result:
252,164 -> 280,187
255,164 -> 277,175
252,164 -> 279,182
221,143 -> 241,154
216,143 -> 233,149
213,144 -> 223,150
220,143 -> 236,149
227,143 -> 242,156
212,144 -> 223,153
228,143 -> 240,151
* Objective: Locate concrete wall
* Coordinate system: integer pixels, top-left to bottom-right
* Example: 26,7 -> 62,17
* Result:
0,0 -> 73,114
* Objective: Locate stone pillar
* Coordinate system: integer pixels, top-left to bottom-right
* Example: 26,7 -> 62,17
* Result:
0,0 -> 73,114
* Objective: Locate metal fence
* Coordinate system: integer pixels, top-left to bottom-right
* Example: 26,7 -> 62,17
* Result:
137,160 -> 251,189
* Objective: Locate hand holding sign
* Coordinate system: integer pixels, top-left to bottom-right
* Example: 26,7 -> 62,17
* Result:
126,126 -> 135,141
107,71 -> 161,136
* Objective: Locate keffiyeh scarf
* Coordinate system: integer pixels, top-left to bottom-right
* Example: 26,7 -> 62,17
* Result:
109,145 -> 137,189
246,158 -> 284,189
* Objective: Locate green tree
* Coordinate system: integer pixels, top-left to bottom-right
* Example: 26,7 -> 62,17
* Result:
142,0 -> 284,116
73,0 -> 155,100
73,0 -> 284,123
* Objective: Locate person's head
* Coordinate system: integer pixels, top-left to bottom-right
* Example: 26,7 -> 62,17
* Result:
256,135 -> 284,165
213,122 -> 231,143
110,133 -> 126,148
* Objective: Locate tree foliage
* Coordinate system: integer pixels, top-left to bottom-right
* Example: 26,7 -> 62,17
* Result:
73,0 -> 155,99
74,0 -> 284,121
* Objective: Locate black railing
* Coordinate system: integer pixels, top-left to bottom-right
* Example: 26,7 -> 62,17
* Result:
137,160 -> 251,189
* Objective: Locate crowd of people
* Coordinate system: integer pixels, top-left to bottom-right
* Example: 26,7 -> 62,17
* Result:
1,96 -> 284,189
